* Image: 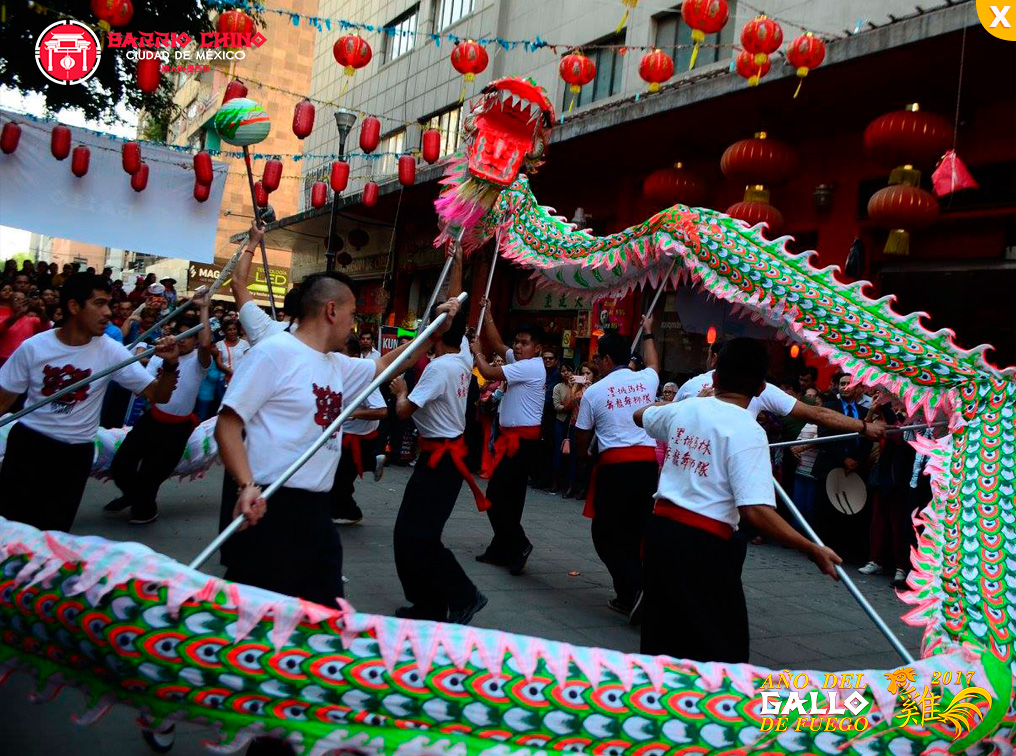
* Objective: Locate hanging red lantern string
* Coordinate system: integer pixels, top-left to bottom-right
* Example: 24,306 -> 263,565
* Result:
262,159 -> 283,193
254,180 -> 269,208
559,51 -> 596,112
359,116 -> 380,154
292,99 -> 315,139
311,180 -> 328,209
643,162 -> 706,208
193,151 -> 213,185
450,40 -> 489,102
735,49 -> 770,87
106,0 -> 132,27
681,0 -> 729,70
130,162 -> 149,192
71,146 -> 90,178
333,34 -> 372,97
331,160 -> 350,192
194,181 -> 211,203
638,49 -> 674,93
721,131 -> 797,238
121,141 -> 141,174
421,129 -> 441,164
785,32 -> 825,98
741,14 -> 783,66
51,126 -> 71,160
363,181 -> 379,208
398,155 -> 416,187
1,122 -> 22,155
223,79 -> 248,104
217,9 -> 255,36
867,183 -> 939,256
137,55 -> 161,94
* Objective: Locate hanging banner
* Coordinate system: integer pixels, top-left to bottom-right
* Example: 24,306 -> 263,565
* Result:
593,293 -> 633,335
187,258 -> 289,307
0,111 -> 226,262
512,276 -> 593,311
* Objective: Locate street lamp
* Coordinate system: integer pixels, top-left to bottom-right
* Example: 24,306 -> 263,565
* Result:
326,108 -> 358,271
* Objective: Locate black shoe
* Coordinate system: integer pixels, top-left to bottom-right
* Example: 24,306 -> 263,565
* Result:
103,496 -> 130,514
475,549 -> 510,565
448,591 -> 488,625
509,543 -> 533,576
129,502 -> 159,525
332,503 -> 363,525
628,590 -> 644,626
395,605 -> 446,621
607,597 -> 632,615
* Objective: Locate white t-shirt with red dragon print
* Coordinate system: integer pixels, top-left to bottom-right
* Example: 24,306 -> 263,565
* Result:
222,332 -> 376,492
0,330 -> 155,444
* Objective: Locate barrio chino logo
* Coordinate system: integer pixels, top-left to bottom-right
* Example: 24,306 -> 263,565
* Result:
35,20 -> 101,85
977,1 -> 1016,39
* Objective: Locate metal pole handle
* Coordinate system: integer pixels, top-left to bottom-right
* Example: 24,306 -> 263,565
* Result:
188,292 -> 469,571
242,146 -> 278,320
768,421 -> 947,450
771,477 -> 915,664
631,257 -> 679,348
475,233 -> 500,333
1,323 -> 205,429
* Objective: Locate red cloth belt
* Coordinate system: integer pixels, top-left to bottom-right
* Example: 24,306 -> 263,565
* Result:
150,406 -> 198,427
482,425 -> 540,478
584,446 -> 658,519
418,436 -> 491,512
653,498 -> 734,541
342,430 -> 378,478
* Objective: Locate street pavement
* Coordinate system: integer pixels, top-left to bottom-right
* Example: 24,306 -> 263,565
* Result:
0,464 -> 922,754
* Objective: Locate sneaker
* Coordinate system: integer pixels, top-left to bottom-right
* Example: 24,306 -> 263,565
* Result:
129,503 -> 159,525
509,543 -> 534,576
890,568 -> 908,589
858,561 -> 883,575
607,597 -> 632,615
448,591 -> 488,625
103,496 -> 130,514
373,454 -> 386,482
332,504 -> 363,525
395,605 -> 446,621
628,590 -> 644,626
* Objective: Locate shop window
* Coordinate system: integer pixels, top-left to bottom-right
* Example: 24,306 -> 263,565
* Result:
435,0 -> 474,31
384,5 -> 418,62
377,130 -> 406,176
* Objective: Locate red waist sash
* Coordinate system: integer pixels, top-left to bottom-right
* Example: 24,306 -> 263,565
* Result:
150,406 -> 198,427
482,424 -> 540,477
653,498 -> 734,541
341,430 -> 378,478
418,436 -> 491,512
584,446 -> 658,518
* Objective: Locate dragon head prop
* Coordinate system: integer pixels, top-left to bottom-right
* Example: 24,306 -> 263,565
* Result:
435,77 -> 554,253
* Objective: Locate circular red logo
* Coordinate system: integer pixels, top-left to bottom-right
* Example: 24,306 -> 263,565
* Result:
35,21 -> 101,85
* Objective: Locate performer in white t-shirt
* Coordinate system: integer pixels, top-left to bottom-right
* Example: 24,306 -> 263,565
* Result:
105,293 -> 212,524
573,315 -> 660,621
0,273 -> 181,532
331,334 -> 388,525
634,338 -> 842,663
228,222 -> 297,347
471,304 -> 547,575
215,271 -> 459,609
389,254 -> 489,623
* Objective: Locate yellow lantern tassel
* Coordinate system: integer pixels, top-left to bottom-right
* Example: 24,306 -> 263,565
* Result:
689,29 -> 705,71
459,79 -> 467,104
793,79 -> 803,98
885,230 -> 910,255
1,4 -> 6,23
793,67 -> 808,99
615,9 -> 630,33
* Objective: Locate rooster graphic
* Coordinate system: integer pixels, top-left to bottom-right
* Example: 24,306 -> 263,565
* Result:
312,383 -> 343,435
41,363 -> 91,410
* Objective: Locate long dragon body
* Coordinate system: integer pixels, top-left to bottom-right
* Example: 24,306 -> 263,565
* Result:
1,77 -> 1013,753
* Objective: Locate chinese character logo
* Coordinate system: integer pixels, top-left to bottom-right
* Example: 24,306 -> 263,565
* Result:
887,667 -> 993,740
312,383 -> 343,431
35,21 -> 101,86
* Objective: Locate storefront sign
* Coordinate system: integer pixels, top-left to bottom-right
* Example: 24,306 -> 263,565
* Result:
513,277 -> 592,311
187,257 -> 289,307
345,252 -> 389,280
593,293 -> 633,334
380,325 -> 416,355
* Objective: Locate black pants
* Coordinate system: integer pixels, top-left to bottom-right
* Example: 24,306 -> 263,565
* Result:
109,411 -> 194,509
483,438 -> 537,560
641,516 -> 749,663
0,423 -> 92,532
394,450 -> 477,619
590,461 -> 658,608
331,435 -> 376,517
223,487 -> 344,609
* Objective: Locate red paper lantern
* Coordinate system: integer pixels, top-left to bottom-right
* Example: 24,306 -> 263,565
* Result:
721,132 -> 797,185
863,104 -> 953,169
193,151 -> 213,185
91,0 -> 113,22
137,56 -> 161,94
130,162 -> 149,192
726,199 -> 784,236
398,155 -> 416,187
292,99 -> 315,139
785,32 -> 825,97
450,40 -> 489,82
706,326 -> 717,344
643,162 -> 706,207
681,0 -> 729,69
311,181 -> 328,209
559,52 -> 596,94
106,0 -> 132,27
262,159 -> 283,193
223,79 -> 248,103
734,49 -> 770,86
194,181 -> 211,203
51,126 -> 71,160
122,141 -> 141,174
71,146 -> 90,178
1,122 -> 21,155
422,129 -> 441,164
359,116 -> 380,154
333,34 -> 372,76
639,49 -> 674,93
867,184 -> 939,256
254,180 -> 269,208
331,160 -> 350,192
790,344 -> 801,359
741,14 -> 783,66
217,9 -> 255,36
363,181 -> 379,207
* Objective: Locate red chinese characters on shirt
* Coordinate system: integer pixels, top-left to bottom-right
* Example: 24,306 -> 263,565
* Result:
41,363 -> 91,411
669,426 -> 712,477
457,372 -> 468,399
604,382 -> 654,413
312,383 -> 343,436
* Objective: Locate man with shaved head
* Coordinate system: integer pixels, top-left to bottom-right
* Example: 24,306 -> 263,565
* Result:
215,270 -> 461,611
